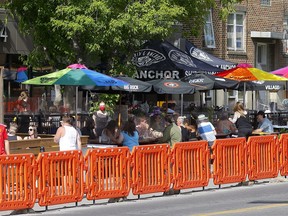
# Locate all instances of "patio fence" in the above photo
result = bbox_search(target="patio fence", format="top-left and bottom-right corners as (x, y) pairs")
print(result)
(1, 134), (288, 211)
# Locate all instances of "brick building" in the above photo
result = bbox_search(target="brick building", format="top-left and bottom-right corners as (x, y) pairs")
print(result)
(180, 0), (288, 111)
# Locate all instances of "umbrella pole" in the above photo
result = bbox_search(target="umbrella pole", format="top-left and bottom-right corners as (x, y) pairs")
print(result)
(252, 90), (254, 110)
(180, 94), (183, 116)
(243, 82), (246, 107)
(85, 91), (88, 112)
(165, 94), (168, 114)
(75, 86), (78, 119)
(224, 89), (227, 111)
(200, 92), (203, 108)
(118, 93), (122, 127)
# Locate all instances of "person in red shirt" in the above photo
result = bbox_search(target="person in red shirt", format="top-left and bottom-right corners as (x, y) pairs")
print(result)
(15, 91), (30, 113)
(0, 123), (9, 155)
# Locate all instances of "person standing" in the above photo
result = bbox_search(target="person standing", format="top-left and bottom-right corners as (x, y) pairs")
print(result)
(158, 115), (181, 147)
(15, 91), (30, 113)
(54, 116), (82, 151)
(93, 101), (110, 137)
(197, 114), (216, 147)
(253, 110), (273, 133)
(0, 123), (9, 155)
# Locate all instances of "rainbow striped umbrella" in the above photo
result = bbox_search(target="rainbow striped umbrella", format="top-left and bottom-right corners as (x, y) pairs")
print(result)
(23, 64), (128, 86)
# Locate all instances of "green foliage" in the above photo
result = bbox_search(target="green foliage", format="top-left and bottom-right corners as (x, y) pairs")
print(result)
(5, 0), (243, 72)
(89, 93), (120, 116)
(219, 0), (244, 19)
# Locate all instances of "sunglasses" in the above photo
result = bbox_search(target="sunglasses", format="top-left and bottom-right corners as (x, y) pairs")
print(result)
(28, 128), (34, 131)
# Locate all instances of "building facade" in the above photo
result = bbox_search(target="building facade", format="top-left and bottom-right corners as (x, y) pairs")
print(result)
(183, 0), (288, 111)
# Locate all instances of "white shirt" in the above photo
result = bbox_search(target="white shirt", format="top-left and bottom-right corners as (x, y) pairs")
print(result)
(59, 125), (79, 151)
(229, 110), (247, 124)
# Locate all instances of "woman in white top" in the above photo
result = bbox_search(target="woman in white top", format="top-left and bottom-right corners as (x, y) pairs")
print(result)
(54, 116), (82, 151)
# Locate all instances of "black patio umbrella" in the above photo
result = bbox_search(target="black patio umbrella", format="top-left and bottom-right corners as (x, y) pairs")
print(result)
(81, 76), (152, 93)
(181, 73), (239, 91)
(111, 76), (152, 92)
(147, 79), (195, 94)
(238, 81), (286, 91)
(185, 39), (237, 70)
(132, 40), (223, 80)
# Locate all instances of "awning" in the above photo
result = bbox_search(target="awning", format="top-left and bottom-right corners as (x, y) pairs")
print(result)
(250, 31), (284, 39)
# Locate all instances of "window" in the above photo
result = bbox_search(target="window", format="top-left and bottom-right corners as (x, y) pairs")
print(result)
(228, 90), (237, 98)
(227, 13), (245, 51)
(204, 10), (215, 48)
(261, 0), (271, 6)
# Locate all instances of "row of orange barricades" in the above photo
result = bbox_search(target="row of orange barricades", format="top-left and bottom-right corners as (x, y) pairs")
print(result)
(1, 134), (288, 211)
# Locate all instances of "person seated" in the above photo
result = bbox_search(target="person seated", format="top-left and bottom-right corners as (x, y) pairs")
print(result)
(149, 114), (164, 138)
(7, 122), (22, 141)
(158, 115), (181, 147)
(184, 118), (198, 140)
(46, 106), (61, 134)
(101, 120), (122, 144)
(135, 115), (150, 139)
(253, 110), (274, 133)
(70, 115), (82, 135)
(81, 117), (97, 142)
(175, 115), (190, 142)
(215, 112), (237, 137)
(24, 125), (41, 140)
(197, 114), (216, 147)
(161, 102), (175, 114)
(118, 116), (139, 151)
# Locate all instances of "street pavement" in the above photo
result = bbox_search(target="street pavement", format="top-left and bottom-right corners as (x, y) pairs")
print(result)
(0, 177), (288, 216)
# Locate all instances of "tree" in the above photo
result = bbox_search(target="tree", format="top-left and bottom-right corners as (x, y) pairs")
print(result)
(5, 0), (243, 75)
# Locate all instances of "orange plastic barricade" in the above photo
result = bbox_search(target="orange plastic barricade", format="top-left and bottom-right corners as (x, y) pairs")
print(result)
(278, 133), (288, 176)
(0, 154), (36, 211)
(37, 150), (84, 206)
(212, 138), (246, 185)
(84, 147), (131, 200)
(247, 135), (278, 181)
(131, 144), (170, 195)
(172, 141), (210, 190)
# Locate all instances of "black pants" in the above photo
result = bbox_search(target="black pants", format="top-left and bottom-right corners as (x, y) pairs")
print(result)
(238, 128), (252, 139)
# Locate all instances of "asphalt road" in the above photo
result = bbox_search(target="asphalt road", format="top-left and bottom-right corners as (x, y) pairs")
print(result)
(2, 178), (288, 216)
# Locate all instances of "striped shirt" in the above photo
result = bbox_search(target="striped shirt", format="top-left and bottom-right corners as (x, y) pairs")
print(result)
(198, 122), (216, 142)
